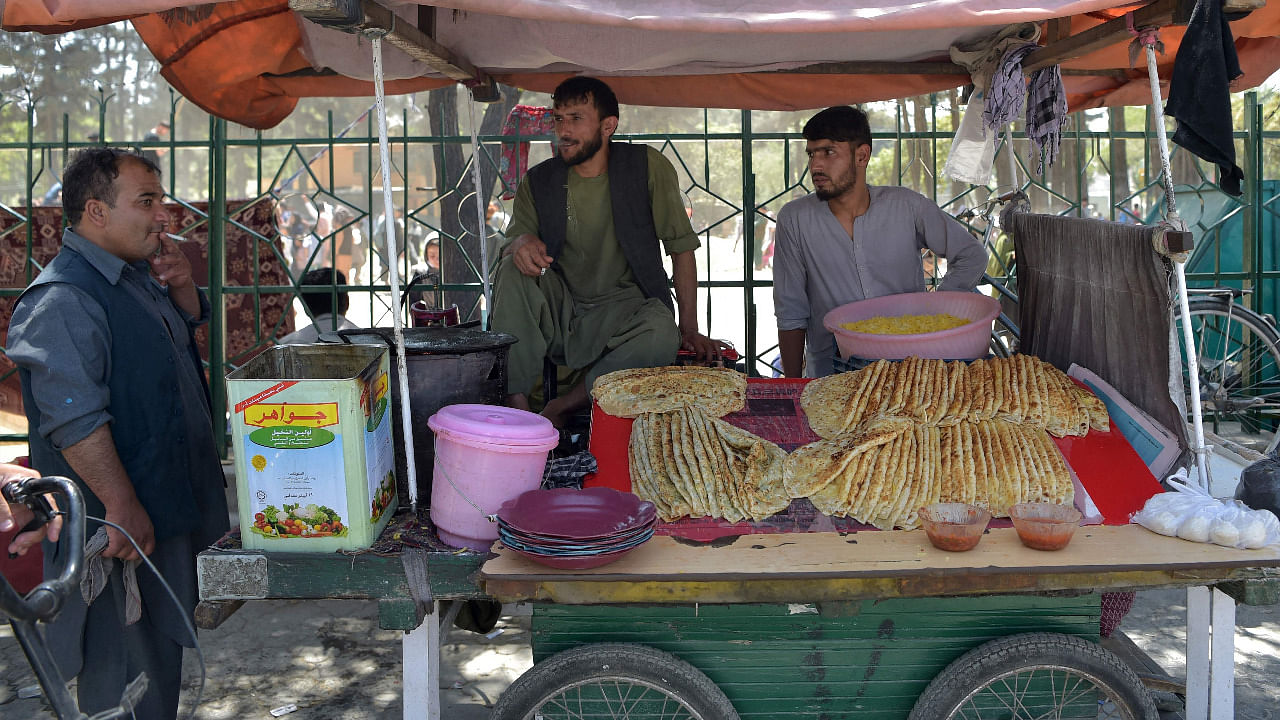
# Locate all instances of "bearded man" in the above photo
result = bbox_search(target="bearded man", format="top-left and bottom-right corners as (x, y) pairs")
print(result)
(493, 76), (721, 426)
(773, 106), (988, 378)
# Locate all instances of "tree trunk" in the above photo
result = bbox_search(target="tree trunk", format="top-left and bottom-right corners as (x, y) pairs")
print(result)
(912, 96), (928, 193)
(428, 85), (521, 322)
(1109, 109), (1131, 220)
(948, 89), (966, 201)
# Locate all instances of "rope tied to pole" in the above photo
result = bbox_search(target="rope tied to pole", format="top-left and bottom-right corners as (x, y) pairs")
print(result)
(1127, 11), (1165, 67)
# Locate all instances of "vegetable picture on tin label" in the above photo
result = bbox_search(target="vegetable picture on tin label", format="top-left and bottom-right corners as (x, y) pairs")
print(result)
(251, 502), (347, 538)
(371, 469), (395, 522)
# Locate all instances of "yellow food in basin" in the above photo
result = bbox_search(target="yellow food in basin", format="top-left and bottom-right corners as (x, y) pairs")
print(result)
(841, 313), (970, 335)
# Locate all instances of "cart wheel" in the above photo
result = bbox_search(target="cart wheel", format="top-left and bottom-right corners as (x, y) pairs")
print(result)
(908, 632), (1158, 720)
(491, 643), (740, 720)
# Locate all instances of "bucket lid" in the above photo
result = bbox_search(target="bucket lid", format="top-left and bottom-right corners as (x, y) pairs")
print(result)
(428, 404), (558, 447)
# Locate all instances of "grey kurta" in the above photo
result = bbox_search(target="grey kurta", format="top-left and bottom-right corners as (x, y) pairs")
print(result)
(772, 186), (988, 377)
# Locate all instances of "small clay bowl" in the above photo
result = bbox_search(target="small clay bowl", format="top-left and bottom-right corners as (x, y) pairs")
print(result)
(918, 503), (992, 552)
(1009, 502), (1082, 551)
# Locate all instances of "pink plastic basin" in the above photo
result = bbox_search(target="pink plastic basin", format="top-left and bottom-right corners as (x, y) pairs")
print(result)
(428, 404), (558, 551)
(823, 291), (1000, 361)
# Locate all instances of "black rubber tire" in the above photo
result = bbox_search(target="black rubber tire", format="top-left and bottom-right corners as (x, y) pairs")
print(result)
(908, 632), (1158, 720)
(1180, 296), (1280, 453)
(491, 643), (740, 720)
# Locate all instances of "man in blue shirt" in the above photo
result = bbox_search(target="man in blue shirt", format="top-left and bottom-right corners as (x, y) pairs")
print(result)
(7, 148), (228, 720)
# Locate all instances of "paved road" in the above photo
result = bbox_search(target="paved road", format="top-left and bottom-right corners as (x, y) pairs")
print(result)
(3, 587), (1277, 718)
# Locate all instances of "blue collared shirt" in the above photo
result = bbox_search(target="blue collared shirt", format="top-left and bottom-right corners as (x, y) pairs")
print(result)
(7, 229), (212, 450)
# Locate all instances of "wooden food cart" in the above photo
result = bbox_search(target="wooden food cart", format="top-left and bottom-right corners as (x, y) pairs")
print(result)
(86, 0), (1274, 717)
(196, 518), (1280, 719)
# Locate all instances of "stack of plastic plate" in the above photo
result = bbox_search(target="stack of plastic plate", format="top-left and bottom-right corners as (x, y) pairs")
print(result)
(495, 487), (657, 569)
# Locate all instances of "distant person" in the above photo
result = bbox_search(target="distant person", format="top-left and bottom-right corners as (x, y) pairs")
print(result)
(39, 181), (62, 207)
(331, 207), (358, 282)
(749, 206), (776, 271)
(140, 121), (169, 167)
(279, 267), (357, 343)
(773, 106), (986, 378)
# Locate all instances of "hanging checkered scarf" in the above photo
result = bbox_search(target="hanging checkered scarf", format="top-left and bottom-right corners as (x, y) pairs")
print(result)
(1025, 64), (1069, 174)
(983, 43), (1038, 131)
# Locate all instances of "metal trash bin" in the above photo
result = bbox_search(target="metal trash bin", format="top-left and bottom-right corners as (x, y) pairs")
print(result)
(339, 327), (517, 506)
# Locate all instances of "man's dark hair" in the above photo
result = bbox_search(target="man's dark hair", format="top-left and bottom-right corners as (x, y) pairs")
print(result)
(802, 106), (872, 151)
(300, 267), (350, 317)
(62, 147), (161, 227)
(552, 76), (620, 120)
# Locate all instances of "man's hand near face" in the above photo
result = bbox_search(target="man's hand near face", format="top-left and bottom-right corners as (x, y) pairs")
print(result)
(148, 234), (200, 317)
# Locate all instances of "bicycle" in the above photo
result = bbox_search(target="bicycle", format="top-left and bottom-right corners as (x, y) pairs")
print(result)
(952, 189), (1025, 357)
(2, 476), (149, 720)
(1176, 286), (1280, 453)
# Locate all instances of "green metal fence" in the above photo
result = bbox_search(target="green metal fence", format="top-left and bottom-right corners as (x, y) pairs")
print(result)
(2, 88), (1277, 454)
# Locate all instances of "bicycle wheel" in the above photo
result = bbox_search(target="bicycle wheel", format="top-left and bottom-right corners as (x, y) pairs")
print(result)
(1178, 296), (1280, 453)
(908, 632), (1157, 720)
(491, 643), (740, 720)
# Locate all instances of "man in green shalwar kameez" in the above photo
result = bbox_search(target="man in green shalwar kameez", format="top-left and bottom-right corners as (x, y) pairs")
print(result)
(493, 77), (722, 427)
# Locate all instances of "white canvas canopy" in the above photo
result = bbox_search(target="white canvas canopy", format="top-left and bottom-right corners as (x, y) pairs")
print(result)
(4, 0), (1279, 127)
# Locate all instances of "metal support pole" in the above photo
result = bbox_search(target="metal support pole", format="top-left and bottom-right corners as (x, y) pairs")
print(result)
(1145, 41), (1210, 490)
(210, 118), (229, 457)
(742, 109), (756, 374)
(370, 35), (419, 510)
(465, 97), (492, 328)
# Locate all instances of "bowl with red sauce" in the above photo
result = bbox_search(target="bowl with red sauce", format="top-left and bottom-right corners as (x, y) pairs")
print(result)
(1009, 502), (1082, 551)
(918, 503), (992, 552)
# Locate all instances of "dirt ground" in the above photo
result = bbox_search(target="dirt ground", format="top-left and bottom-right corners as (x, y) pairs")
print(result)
(2, 586), (1277, 719)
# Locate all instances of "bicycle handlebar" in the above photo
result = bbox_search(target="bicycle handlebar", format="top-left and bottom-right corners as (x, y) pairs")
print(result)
(1, 476), (86, 622)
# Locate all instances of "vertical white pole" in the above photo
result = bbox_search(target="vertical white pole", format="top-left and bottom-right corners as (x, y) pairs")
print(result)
(1209, 588), (1236, 719)
(1144, 41), (1210, 491)
(1186, 586), (1211, 720)
(370, 36), (420, 510)
(466, 98), (493, 328)
(402, 602), (441, 720)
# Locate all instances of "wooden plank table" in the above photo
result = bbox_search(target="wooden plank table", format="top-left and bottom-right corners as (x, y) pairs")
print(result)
(481, 525), (1280, 604)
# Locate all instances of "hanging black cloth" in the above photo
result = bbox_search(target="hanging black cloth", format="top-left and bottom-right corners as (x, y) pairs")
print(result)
(1164, 0), (1244, 196)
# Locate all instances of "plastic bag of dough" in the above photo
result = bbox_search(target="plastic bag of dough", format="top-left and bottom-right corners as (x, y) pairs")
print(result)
(1132, 470), (1280, 548)
(1131, 476), (1219, 537)
(1207, 501), (1280, 549)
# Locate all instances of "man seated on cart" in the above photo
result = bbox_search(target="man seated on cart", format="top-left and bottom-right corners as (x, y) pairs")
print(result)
(493, 76), (721, 427)
(773, 106), (988, 378)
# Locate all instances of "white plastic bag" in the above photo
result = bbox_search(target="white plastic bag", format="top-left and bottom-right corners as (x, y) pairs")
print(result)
(1132, 470), (1280, 549)
(943, 94), (997, 185)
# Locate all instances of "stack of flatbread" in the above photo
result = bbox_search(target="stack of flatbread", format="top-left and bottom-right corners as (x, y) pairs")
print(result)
(629, 405), (791, 522)
(784, 416), (1073, 529)
(596, 366), (785, 522)
(801, 355), (1108, 439)
(593, 366), (747, 418)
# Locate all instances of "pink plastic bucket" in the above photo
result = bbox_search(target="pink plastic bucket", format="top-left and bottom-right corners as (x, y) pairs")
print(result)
(823, 291), (1000, 361)
(428, 404), (558, 551)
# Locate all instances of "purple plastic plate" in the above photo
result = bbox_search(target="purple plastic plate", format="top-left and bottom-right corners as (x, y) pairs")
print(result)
(497, 487), (657, 538)
(499, 519), (656, 547)
(503, 540), (645, 570)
